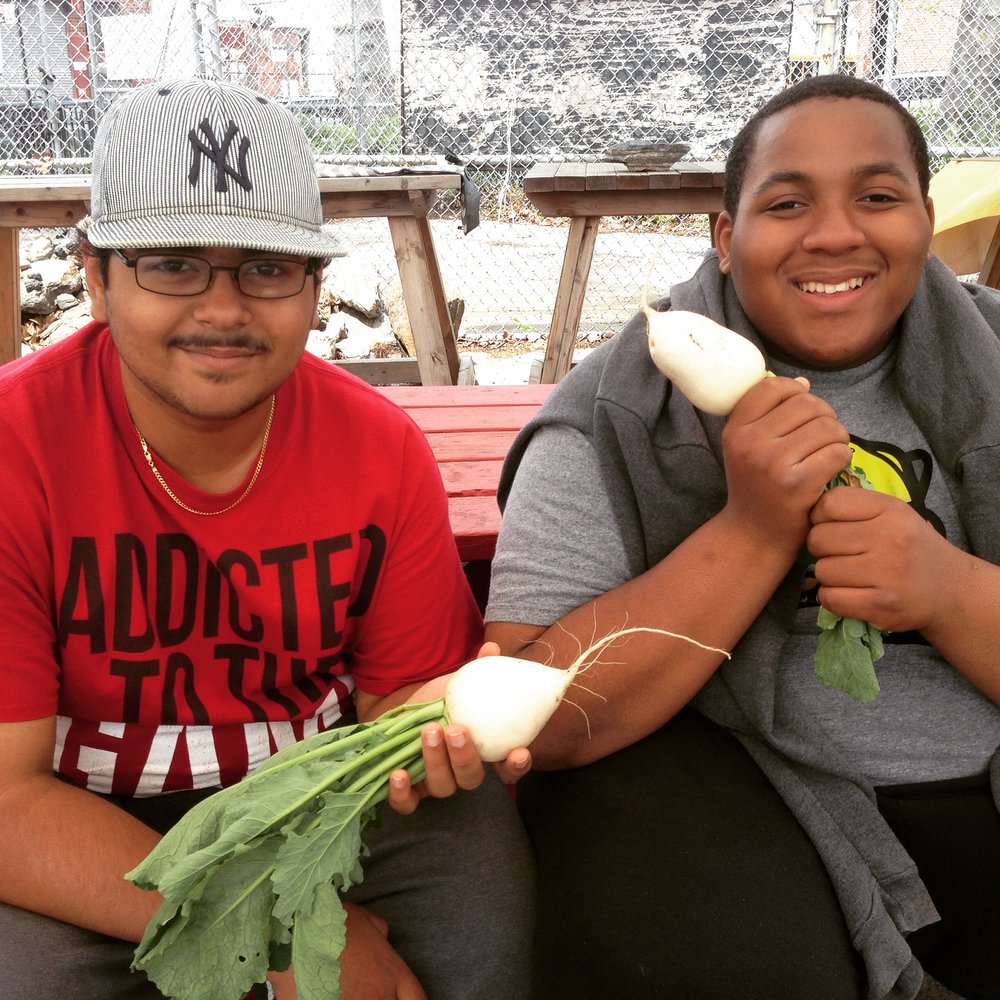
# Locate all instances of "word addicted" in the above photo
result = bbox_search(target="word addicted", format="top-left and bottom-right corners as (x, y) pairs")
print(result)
(58, 527), (386, 657)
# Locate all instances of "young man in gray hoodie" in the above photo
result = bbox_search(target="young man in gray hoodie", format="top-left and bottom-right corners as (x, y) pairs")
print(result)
(487, 74), (1000, 1000)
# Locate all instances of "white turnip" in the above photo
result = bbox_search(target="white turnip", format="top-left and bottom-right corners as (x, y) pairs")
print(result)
(641, 293), (767, 416)
(446, 624), (730, 760)
(445, 654), (578, 761)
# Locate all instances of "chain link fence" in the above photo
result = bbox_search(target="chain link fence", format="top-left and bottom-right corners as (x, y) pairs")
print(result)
(3, 0), (1000, 353)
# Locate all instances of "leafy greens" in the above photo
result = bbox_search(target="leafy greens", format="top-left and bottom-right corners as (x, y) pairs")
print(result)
(127, 699), (446, 1000)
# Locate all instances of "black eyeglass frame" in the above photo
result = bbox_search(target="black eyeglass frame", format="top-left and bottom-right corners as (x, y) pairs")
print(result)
(111, 248), (320, 300)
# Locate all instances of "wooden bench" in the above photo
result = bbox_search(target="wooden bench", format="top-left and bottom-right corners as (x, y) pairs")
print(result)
(523, 160), (726, 382)
(377, 383), (556, 609)
(0, 170), (464, 384)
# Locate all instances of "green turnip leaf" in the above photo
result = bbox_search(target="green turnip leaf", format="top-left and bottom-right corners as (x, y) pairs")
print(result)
(292, 882), (348, 1000)
(133, 839), (280, 1000)
(814, 614), (882, 703)
(128, 702), (447, 1000)
(270, 791), (370, 925)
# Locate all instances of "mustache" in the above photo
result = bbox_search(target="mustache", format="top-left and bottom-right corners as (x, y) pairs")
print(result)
(169, 333), (269, 352)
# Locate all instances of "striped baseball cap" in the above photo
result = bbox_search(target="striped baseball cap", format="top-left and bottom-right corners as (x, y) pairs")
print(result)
(80, 77), (344, 258)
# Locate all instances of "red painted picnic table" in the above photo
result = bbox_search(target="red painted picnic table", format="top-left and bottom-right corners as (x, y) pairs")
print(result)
(377, 383), (556, 562)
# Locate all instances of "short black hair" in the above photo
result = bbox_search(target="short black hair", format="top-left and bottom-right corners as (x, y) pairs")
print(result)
(723, 75), (930, 217)
(78, 235), (112, 283)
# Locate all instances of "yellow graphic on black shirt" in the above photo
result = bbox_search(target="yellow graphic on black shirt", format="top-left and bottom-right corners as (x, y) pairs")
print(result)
(845, 435), (945, 536)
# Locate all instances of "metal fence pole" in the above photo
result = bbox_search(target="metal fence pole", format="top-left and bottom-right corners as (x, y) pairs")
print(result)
(815, 0), (843, 74)
(193, 0), (224, 80)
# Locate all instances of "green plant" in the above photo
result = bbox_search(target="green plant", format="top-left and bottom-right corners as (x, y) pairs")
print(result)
(364, 114), (402, 154)
(298, 117), (360, 156)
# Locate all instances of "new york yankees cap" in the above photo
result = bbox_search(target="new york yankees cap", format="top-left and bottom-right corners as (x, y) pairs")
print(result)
(80, 77), (344, 258)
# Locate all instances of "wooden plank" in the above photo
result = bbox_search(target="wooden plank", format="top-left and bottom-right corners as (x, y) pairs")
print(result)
(615, 171), (652, 191)
(400, 404), (543, 432)
(317, 172), (460, 195)
(0, 191), (440, 225)
(527, 188), (724, 218)
(406, 189), (434, 218)
(437, 458), (506, 496)
(0, 200), (90, 228)
(449, 495), (502, 561)
(647, 172), (682, 190)
(585, 162), (623, 191)
(553, 163), (588, 192)
(522, 161), (560, 194)
(0, 175), (457, 227)
(319, 189), (444, 219)
(0, 176), (91, 201)
(0, 172), (459, 199)
(541, 214), (600, 383)
(420, 428), (522, 462)
(333, 358), (421, 384)
(0, 230), (20, 364)
(378, 383), (555, 407)
(674, 161), (725, 188)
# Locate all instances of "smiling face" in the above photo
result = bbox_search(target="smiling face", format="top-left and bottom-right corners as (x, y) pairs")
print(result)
(714, 97), (933, 370)
(85, 247), (322, 427)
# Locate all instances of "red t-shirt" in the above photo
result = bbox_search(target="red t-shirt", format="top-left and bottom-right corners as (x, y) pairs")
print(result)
(0, 323), (482, 796)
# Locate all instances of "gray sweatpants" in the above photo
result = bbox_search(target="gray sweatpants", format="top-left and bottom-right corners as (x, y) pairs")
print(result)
(1, 772), (534, 1000)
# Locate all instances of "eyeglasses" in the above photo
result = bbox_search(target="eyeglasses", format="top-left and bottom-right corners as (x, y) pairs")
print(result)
(111, 249), (318, 299)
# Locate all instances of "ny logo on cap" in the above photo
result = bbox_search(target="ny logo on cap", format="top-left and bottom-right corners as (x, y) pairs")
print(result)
(188, 119), (252, 193)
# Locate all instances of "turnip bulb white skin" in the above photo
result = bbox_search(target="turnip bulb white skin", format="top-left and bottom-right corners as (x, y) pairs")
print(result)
(642, 302), (768, 417)
(445, 655), (578, 762)
(443, 626), (731, 762)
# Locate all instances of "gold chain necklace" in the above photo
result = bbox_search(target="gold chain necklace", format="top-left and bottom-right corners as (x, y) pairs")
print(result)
(133, 395), (276, 516)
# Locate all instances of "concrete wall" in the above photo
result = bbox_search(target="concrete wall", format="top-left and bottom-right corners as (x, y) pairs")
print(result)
(400, 0), (794, 160)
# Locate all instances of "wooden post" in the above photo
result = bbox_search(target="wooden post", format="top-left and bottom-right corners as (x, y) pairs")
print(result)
(540, 215), (600, 383)
(0, 230), (21, 365)
(980, 221), (1000, 290)
(387, 213), (459, 386)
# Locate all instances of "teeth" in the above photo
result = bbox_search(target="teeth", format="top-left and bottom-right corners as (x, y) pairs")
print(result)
(799, 277), (865, 294)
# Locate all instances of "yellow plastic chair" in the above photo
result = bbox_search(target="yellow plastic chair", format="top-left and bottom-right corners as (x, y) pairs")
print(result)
(929, 157), (1000, 288)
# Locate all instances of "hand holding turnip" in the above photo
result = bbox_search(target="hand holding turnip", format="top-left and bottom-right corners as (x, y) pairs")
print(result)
(386, 643), (533, 815)
(641, 295), (848, 519)
(809, 484), (958, 638)
(640, 284), (885, 703)
(721, 377), (852, 555)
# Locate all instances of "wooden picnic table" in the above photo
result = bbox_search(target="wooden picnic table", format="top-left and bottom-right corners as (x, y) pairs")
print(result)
(377, 383), (555, 565)
(0, 170), (463, 384)
(524, 159), (726, 383)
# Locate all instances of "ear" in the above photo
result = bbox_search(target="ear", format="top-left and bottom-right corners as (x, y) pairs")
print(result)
(922, 196), (936, 260)
(82, 251), (109, 323)
(714, 211), (735, 274)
